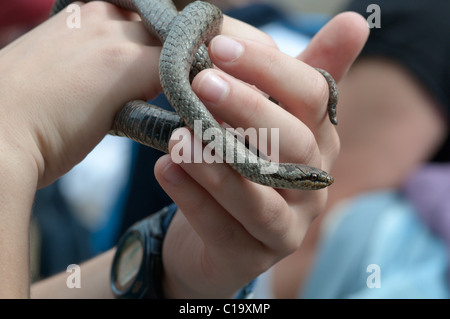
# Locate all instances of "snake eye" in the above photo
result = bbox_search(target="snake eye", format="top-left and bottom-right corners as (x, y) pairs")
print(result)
(310, 173), (318, 181)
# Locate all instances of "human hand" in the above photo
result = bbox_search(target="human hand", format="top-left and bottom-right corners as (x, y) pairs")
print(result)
(0, 2), (162, 188)
(155, 12), (369, 298)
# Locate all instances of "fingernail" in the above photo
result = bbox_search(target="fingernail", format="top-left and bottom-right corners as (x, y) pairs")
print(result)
(196, 71), (229, 103)
(162, 160), (186, 185)
(210, 35), (244, 62)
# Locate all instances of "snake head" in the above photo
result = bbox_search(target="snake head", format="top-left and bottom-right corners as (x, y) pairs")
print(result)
(302, 170), (334, 190)
(285, 165), (334, 190)
(264, 164), (334, 190)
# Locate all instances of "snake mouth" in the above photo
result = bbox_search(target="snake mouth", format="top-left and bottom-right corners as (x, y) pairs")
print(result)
(325, 175), (335, 186)
(302, 172), (334, 190)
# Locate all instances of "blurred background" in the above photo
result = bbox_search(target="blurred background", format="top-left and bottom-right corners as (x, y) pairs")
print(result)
(270, 0), (349, 14)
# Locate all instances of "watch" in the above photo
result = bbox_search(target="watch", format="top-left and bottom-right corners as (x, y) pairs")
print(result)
(110, 204), (177, 299)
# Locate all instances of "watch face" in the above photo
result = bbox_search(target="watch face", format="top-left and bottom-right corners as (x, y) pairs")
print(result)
(113, 232), (144, 292)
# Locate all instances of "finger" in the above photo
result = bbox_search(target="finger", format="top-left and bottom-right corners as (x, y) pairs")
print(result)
(200, 36), (328, 166)
(192, 69), (321, 166)
(207, 35), (332, 131)
(155, 151), (290, 269)
(154, 153), (253, 251)
(162, 127), (304, 253)
(221, 15), (277, 49)
(191, 69), (328, 225)
(296, 12), (368, 166)
(298, 12), (370, 81)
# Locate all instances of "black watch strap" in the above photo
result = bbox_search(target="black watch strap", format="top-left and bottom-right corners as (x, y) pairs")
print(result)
(111, 204), (177, 299)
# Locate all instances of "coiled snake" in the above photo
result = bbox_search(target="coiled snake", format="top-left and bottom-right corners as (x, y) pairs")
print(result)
(50, 0), (339, 190)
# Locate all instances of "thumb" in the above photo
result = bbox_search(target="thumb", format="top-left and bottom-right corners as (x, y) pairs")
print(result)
(298, 12), (369, 82)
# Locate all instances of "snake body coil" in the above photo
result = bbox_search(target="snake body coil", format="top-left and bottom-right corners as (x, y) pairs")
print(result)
(51, 0), (338, 190)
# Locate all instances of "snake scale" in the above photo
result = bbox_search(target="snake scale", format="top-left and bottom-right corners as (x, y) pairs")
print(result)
(50, 0), (338, 190)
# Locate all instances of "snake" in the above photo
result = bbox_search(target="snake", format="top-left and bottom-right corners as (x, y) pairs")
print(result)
(50, 0), (339, 190)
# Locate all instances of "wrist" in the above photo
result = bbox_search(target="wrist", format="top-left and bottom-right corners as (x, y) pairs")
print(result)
(0, 138), (39, 297)
(0, 136), (39, 208)
(110, 204), (177, 299)
(0, 108), (43, 186)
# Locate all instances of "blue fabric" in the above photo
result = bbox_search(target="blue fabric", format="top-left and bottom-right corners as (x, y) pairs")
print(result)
(234, 279), (256, 299)
(91, 142), (139, 253)
(33, 181), (92, 277)
(301, 191), (450, 299)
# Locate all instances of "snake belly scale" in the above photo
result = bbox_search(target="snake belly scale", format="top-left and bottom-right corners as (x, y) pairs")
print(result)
(50, 0), (338, 190)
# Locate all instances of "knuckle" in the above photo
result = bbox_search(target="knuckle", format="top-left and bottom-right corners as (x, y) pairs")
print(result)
(280, 233), (303, 256)
(185, 195), (206, 214)
(262, 49), (279, 76)
(321, 130), (341, 170)
(297, 129), (319, 165)
(253, 199), (302, 258)
(206, 165), (234, 192)
(327, 131), (341, 160)
(210, 222), (241, 247)
(81, 1), (117, 19)
(255, 197), (289, 237)
(238, 90), (263, 125)
(99, 41), (141, 68)
(311, 71), (331, 110)
(91, 19), (122, 40)
(260, 33), (278, 49)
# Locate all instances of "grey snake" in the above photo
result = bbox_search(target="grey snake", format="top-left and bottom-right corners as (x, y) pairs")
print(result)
(50, 0), (339, 190)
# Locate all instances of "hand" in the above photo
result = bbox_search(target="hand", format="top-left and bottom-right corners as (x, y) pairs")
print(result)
(0, 2), (162, 188)
(0, 1), (168, 297)
(155, 12), (369, 298)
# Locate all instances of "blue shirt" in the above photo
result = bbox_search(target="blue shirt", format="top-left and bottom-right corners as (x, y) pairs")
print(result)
(301, 191), (450, 298)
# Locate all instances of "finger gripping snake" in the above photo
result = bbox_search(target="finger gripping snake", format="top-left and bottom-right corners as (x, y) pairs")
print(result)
(50, 0), (339, 190)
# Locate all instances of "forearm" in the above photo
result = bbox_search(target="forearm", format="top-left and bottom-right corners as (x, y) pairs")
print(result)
(31, 248), (116, 298)
(0, 142), (39, 298)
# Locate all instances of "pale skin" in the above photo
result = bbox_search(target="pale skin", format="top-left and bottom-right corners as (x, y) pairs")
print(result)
(0, 2), (368, 298)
